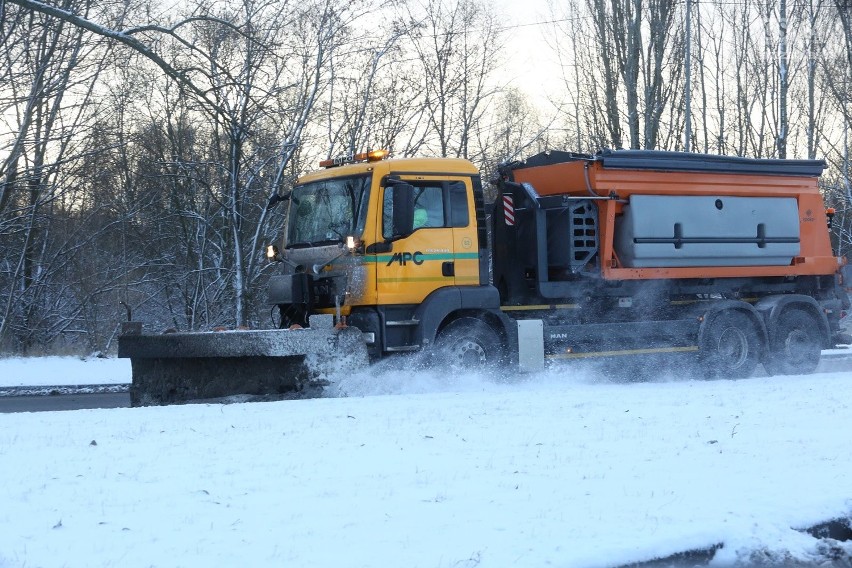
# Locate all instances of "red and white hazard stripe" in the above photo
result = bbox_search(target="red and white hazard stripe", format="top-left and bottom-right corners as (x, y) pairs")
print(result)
(503, 194), (515, 226)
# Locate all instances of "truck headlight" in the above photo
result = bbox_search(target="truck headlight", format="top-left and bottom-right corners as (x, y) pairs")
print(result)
(266, 245), (280, 261)
(345, 236), (363, 253)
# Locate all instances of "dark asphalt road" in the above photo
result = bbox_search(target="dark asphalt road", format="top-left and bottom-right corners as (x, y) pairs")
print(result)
(0, 392), (130, 413)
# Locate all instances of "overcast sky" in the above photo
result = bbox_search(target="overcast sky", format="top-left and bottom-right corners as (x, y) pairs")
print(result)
(492, 0), (565, 111)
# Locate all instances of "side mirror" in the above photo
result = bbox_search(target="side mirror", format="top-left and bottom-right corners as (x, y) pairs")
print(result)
(391, 183), (415, 237)
(265, 191), (291, 211)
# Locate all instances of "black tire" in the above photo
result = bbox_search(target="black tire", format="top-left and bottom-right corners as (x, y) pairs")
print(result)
(700, 311), (762, 379)
(434, 317), (503, 371)
(764, 308), (822, 376)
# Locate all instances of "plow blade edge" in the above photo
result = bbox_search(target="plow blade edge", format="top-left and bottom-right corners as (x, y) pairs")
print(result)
(118, 327), (369, 406)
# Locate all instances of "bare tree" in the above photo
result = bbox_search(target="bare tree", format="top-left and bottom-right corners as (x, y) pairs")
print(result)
(405, 0), (503, 160)
(583, 0), (681, 149)
(0, 0), (118, 350)
(132, 0), (362, 328)
(322, 20), (417, 158)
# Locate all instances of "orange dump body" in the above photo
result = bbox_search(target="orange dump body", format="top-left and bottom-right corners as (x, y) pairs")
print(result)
(508, 152), (839, 281)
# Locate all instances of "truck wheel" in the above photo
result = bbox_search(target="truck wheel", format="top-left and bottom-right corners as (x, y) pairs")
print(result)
(764, 309), (822, 375)
(701, 311), (761, 379)
(435, 318), (503, 371)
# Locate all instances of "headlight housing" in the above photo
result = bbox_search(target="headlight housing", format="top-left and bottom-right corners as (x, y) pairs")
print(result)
(266, 244), (280, 261)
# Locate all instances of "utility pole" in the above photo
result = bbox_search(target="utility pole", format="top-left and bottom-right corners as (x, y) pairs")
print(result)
(684, 0), (692, 153)
(845, 76), (851, 201)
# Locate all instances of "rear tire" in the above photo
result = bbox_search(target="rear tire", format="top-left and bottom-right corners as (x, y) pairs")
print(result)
(434, 317), (503, 371)
(700, 311), (762, 379)
(764, 308), (822, 375)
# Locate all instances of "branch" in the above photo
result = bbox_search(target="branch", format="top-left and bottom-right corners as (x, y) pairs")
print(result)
(7, 0), (222, 118)
(124, 15), (244, 37)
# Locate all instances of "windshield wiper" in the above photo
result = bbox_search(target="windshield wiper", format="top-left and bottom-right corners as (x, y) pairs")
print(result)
(286, 238), (341, 249)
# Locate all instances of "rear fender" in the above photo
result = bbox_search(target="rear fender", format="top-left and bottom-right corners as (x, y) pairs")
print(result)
(695, 300), (768, 356)
(412, 286), (504, 348)
(753, 294), (831, 348)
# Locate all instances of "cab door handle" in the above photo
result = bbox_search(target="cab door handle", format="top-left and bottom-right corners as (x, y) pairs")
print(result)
(442, 261), (455, 277)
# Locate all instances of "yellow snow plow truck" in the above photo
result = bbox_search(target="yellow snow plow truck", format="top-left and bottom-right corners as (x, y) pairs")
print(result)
(119, 149), (850, 405)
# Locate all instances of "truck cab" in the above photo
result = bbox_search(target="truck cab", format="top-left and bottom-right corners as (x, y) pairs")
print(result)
(267, 152), (507, 363)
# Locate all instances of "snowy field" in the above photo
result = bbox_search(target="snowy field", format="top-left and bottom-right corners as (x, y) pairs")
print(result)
(1, 357), (851, 567)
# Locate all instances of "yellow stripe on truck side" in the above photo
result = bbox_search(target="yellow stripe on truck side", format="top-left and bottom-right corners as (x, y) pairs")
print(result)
(549, 346), (699, 359)
(501, 304), (579, 311)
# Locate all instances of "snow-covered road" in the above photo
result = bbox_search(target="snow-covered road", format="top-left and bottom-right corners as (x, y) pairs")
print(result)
(0, 358), (851, 567)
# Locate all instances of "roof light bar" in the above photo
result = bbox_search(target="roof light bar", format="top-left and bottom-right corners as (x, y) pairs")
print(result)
(319, 149), (390, 168)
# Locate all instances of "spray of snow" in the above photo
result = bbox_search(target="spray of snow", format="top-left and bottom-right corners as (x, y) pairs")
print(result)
(322, 352), (689, 399)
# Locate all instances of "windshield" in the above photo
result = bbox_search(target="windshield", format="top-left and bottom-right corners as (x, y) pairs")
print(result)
(286, 174), (371, 248)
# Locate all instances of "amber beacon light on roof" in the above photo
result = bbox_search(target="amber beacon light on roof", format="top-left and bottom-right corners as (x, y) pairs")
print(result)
(319, 149), (390, 168)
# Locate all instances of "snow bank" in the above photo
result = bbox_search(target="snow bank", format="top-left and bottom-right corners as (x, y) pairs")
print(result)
(0, 356), (130, 387)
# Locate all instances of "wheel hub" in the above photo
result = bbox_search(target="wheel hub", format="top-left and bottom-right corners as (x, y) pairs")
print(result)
(453, 340), (487, 366)
(784, 329), (815, 364)
(717, 327), (748, 369)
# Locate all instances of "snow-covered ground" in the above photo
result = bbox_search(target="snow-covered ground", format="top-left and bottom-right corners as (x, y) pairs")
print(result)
(1, 357), (851, 567)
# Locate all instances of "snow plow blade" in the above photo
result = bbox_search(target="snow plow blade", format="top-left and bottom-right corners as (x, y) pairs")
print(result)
(118, 322), (369, 406)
